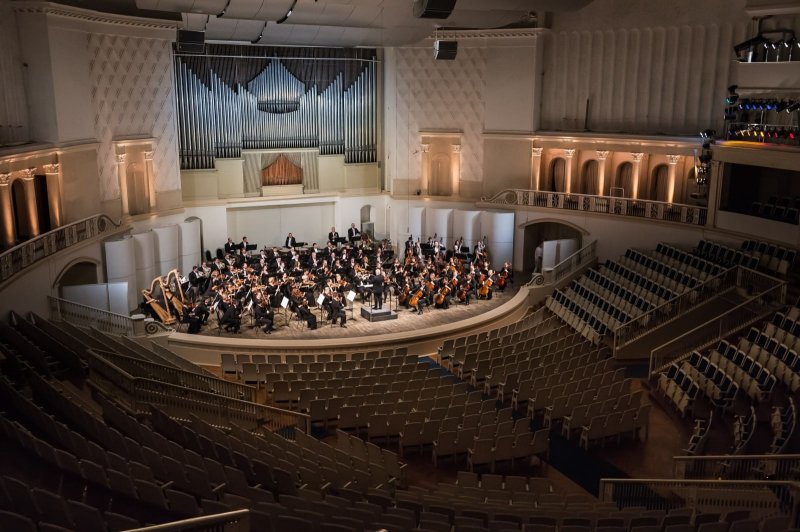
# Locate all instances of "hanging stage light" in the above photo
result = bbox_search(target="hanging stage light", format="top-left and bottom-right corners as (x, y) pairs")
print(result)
(725, 85), (739, 105)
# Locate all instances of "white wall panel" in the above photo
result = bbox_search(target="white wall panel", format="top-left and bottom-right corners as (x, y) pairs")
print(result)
(152, 225), (179, 275)
(179, 219), (202, 273)
(424, 208), (454, 246)
(480, 211), (515, 266)
(453, 210), (482, 247)
(104, 235), (137, 309)
(408, 207), (425, 241)
(226, 203), (336, 249)
(132, 231), (155, 294)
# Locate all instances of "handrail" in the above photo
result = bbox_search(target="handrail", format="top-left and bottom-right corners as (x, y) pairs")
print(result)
(672, 454), (800, 480)
(84, 348), (309, 434)
(526, 240), (597, 288)
(480, 189), (708, 227)
(612, 266), (738, 352)
(125, 509), (250, 532)
(599, 477), (800, 523)
(648, 275), (786, 376)
(0, 214), (122, 283)
(91, 348), (257, 402)
(49, 296), (135, 336)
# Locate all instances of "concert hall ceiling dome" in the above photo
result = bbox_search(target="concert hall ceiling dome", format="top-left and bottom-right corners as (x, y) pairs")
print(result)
(60, 0), (597, 46)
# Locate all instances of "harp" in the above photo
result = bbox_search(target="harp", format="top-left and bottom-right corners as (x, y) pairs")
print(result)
(142, 276), (176, 325)
(164, 269), (187, 317)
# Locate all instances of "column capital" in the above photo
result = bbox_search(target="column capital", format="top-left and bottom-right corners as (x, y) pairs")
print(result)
(116, 154), (127, 164)
(531, 147), (544, 157)
(43, 163), (61, 174)
(596, 150), (610, 161)
(451, 144), (462, 154)
(20, 168), (36, 181)
(666, 154), (681, 165)
(631, 152), (646, 163)
(0, 172), (10, 186)
(563, 148), (576, 159)
(144, 151), (154, 161)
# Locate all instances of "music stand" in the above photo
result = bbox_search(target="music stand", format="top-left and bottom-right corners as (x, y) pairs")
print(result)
(280, 296), (292, 328)
(346, 290), (356, 320)
(246, 244), (257, 251)
(316, 293), (328, 326)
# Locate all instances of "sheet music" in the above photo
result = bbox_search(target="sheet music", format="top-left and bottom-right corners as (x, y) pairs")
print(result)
(316, 294), (325, 305)
(362, 284), (373, 288)
(280, 297), (290, 309)
(346, 291), (356, 302)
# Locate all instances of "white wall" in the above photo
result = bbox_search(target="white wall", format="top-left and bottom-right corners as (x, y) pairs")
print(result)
(226, 203), (336, 249)
(0, 0), (29, 145)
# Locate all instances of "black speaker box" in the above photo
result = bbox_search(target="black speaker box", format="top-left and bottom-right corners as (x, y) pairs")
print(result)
(176, 30), (205, 54)
(413, 0), (457, 19)
(434, 40), (458, 60)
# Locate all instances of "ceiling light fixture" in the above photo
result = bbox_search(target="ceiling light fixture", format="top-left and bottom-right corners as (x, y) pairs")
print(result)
(277, 0), (298, 24)
(251, 21), (267, 44)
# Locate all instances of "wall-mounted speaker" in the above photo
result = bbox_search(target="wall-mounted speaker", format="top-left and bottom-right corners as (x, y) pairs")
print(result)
(176, 30), (205, 54)
(434, 40), (458, 60)
(413, 0), (457, 19)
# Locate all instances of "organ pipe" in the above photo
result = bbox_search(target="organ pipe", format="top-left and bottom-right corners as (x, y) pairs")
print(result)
(173, 47), (377, 170)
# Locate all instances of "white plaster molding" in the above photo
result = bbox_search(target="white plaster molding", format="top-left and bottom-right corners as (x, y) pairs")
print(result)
(451, 145), (462, 154)
(631, 152), (646, 163)
(666, 154), (682, 165)
(0, 173), (10, 186)
(20, 168), (36, 180)
(420, 144), (431, 153)
(596, 150), (610, 160)
(563, 148), (576, 159)
(531, 147), (544, 157)
(144, 151), (154, 161)
(42, 163), (60, 174)
(116, 154), (127, 165)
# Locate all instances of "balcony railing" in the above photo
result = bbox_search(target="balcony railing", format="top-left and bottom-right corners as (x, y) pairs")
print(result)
(527, 240), (597, 287)
(673, 454), (800, 481)
(126, 510), (250, 532)
(599, 478), (800, 524)
(0, 214), (122, 283)
(481, 189), (707, 226)
(49, 296), (135, 336)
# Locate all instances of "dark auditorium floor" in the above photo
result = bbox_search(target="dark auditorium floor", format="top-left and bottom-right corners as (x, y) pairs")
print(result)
(199, 287), (517, 340)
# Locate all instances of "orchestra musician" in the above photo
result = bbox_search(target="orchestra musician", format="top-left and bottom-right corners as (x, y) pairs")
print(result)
(254, 298), (275, 334)
(348, 223), (360, 242)
(328, 227), (340, 244)
(329, 292), (347, 327)
(285, 232), (297, 248)
(224, 237), (237, 254)
(220, 299), (242, 333)
(296, 299), (318, 330)
(194, 297), (211, 325)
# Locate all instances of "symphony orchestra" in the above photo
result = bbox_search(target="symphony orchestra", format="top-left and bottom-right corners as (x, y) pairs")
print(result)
(141, 226), (513, 335)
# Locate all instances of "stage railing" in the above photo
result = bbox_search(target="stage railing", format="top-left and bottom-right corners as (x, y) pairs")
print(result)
(0, 214), (122, 283)
(599, 478), (800, 523)
(49, 296), (135, 336)
(673, 454), (800, 481)
(612, 266), (738, 353)
(648, 274), (786, 376)
(125, 510), (250, 532)
(481, 189), (707, 227)
(85, 349), (309, 435)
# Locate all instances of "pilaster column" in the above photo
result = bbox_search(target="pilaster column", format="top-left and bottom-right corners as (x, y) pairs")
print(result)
(20, 168), (39, 237)
(144, 151), (156, 211)
(530, 147), (543, 190)
(0, 173), (14, 247)
(630, 152), (646, 199)
(450, 144), (461, 197)
(596, 151), (609, 196)
(116, 154), (129, 216)
(419, 144), (430, 195)
(563, 149), (575, 194)
(665, 155), (681, 204)
(42, 163), (62, 227)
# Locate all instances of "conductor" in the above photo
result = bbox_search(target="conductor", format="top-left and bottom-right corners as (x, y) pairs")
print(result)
(370, 268), (385, 310)
(285, 233), (297, 248)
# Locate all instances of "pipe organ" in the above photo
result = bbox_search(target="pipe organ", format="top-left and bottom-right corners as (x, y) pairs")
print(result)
(173, 45), (378, 170)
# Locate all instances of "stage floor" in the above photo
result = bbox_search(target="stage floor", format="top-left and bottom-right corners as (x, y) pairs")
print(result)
(199, 287), (518, 340)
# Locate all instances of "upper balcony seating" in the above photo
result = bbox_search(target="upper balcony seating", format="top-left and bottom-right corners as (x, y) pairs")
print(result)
(742, 240), (797, 276)
(695, 240), (759, 270)
(750, 195), (800, 225)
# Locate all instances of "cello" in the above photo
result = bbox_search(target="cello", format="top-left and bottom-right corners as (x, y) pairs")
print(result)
(434, 285), (450, 306)
(398, 285), (411, 306)
(478, 273), (493, 298)
(408, 288), (424, 308)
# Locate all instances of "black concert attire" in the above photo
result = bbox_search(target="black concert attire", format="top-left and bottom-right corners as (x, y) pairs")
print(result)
(285, 236), (297, 247)
(254, 303), (274, 333)
(220, 304), (241, 333)
(328, 231), (339, 244)
(370, 273), (385, 310)
(194, 301), (210, 324)
(224, 241), (237, 254)
(348, 226), (360, 242)
(296, 302), (317, 330)
(329, 298), (347, 327)
(182, 306), (202, 334)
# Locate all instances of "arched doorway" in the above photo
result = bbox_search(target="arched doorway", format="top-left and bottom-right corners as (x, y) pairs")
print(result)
(34, 174), (51, 233)
(11, 179), (29, 242)
(56, 260), (100, 297)
(650, 164), (669, 202)
(613, 162), (633, 197)
(522, 220), (586, 273)
(550, 158), (567, 193)
(582, 160), (600, 195)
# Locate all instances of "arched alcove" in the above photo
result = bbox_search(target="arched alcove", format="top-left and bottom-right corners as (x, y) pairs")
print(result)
(581, 160), (599, 195)
(429, 153), (452, 196)
(55, 259), (100, 297)
(550, 158), (567, 193)
(11, 179), (29, 241)
(650, 164), (669, 202)
(521, 220), (585, 272)
(360, 205), (372, 224)
(33, 174), (51, 233)
(613, 162), (633, 197)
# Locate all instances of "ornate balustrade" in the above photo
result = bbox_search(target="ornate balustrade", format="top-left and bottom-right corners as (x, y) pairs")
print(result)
(0, 214), (122, 283)
(481, 189), (707, 226)
(673, 454), (800, 481)
(49, 296), (136, 336)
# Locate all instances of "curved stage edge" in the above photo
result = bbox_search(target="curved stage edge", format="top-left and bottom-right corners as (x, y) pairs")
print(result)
(163, 288), (536, 366)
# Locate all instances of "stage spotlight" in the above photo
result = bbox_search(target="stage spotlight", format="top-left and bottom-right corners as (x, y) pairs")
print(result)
(251, 21), (267, 44)
(725, 85), (739, 105)
(733, 35), (767, 62)
(786, 102), (800, 113)
(700, 129), (716, 140)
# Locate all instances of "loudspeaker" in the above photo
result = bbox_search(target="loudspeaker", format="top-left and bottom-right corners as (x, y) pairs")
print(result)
(176, 30), (205, 54)
(413, 0), (457, 19)
(434, 40), (458, 60)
